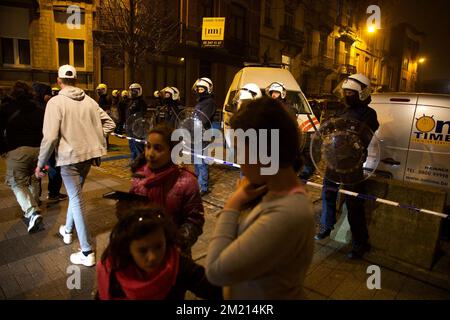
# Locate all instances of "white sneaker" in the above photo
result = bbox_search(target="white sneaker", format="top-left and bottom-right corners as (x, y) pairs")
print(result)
(59, 225), (73, 244)
(70, 251), (96, 267)
(28, 213), (43, 233)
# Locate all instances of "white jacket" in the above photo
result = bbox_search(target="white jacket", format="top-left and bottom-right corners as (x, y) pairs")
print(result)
(38, 86), (116, 167)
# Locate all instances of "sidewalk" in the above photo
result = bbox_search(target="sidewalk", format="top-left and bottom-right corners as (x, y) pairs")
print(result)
(0, 136), (448, 300)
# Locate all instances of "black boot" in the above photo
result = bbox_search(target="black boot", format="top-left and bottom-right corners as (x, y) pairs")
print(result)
(347, 243), (371, 259)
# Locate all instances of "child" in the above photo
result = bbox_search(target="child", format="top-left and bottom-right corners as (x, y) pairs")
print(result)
(130, 124), (204, 255)
(97, 206), (222, 300)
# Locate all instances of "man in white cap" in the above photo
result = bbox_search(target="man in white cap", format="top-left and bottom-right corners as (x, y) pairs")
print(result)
(35, 64), (115, 266)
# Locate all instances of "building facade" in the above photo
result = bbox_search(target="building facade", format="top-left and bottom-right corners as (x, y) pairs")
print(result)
(0, 0), (423, 103)
(258, 0), (417, 97)
(94, 0), (261, 108)
(0, 0), (95, 94)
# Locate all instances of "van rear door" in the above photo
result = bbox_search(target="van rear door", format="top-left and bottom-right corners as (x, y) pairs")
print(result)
(404, 95), (450, 190)
(369, 94), (418, 180)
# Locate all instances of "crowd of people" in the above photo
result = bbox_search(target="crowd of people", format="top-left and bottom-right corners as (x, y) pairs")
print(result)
(0, 63), (378, 299)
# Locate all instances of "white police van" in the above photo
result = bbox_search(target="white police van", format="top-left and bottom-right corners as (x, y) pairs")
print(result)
(368, 93), (450, 205)
(222, 64), (319, 147)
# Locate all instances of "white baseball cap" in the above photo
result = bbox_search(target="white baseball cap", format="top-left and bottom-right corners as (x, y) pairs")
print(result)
(58, 64), (77, 79)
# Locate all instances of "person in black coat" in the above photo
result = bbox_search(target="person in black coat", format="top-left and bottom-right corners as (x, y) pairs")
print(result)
(0, 81), (45, 233)
(315, 73), (379, 260)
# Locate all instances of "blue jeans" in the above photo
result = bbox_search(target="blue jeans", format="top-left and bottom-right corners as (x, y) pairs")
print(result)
(194, 160), (209, 192)
(48, 152), (62, 197)
(60, 161), (92, 252)
(128, 139), (145, 161)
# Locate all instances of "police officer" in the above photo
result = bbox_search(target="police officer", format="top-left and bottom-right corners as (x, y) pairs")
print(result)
(96, 83), (111, 111)
(126, 83), (147, 160)
(315, 73), (379, 260)
(192, 77), (216, 196)
(160, 86), (182, 128)
(266, 81), (297, 116)
(51, 86), (60, 97)
(117, 90), (129, 134)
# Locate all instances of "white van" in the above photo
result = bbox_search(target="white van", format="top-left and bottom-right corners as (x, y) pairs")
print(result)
(222, 66), (319, 145)
(367, 93), (450, 205)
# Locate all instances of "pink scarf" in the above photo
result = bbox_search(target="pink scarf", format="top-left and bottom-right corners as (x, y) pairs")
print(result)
(97, 247), (180, 300)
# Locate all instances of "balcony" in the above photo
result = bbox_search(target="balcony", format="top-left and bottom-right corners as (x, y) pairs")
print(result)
(279, 25), (305, 56)
(319, 55), (334, 70)
(338, 27), (358, 44)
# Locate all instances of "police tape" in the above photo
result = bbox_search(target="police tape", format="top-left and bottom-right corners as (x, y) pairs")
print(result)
(111, 133), (147, 144)
(110, 133), (449, 219)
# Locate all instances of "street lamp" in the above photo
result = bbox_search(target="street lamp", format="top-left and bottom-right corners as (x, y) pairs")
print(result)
(418, 57), (426, 63)
(368, 25), (376, 33)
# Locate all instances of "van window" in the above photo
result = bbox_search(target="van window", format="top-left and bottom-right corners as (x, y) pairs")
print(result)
(225, 90), (238, 113)
(226, 90), (311, 114)
(286, 91), (311, 114)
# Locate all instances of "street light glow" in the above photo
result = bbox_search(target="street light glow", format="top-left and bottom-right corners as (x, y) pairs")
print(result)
(419, 58), (426, 63)
(368, 25), (376, 33)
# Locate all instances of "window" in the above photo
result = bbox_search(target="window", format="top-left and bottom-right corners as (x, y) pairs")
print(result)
(355, 53), (360, 70)
(73, 40), (84, 68)
(1, 37), (31, 66)
(229, 3), (246, 40)
(58, 39), (70, 66)
(202, 0), (213, 17)
(373, 59), (378, 79)
(345, 42), (351, 64)
(402, 58), (409, 70)
(284, 7), (294, 27)
(18, 39), (30, 65)
(58, 39), (85, 68)
(319, 33), (327, 56)
(264, 0), (273, 26)
(334, 39), (340, 64)
(1, 38), (14, 64)
(364, 57), (370, 76)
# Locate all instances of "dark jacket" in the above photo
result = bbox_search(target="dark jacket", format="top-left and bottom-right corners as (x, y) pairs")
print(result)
(336, 99), (379, 148)
(32, 83), (51, 109)
(118, 98), (129, 126)
(161, 101), (182, 128)
(125, 97), (147, 136)
(98, 94), (112, 111)
(194, 95), (216, 130)
(0, 98), (44, 153)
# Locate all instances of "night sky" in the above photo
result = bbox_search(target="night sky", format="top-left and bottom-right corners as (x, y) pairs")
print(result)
(391, 0), (450, 81)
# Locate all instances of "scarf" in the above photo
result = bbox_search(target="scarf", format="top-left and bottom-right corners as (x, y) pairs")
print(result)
(136, 164), (180, 207)
(98, 247), (180, 300)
